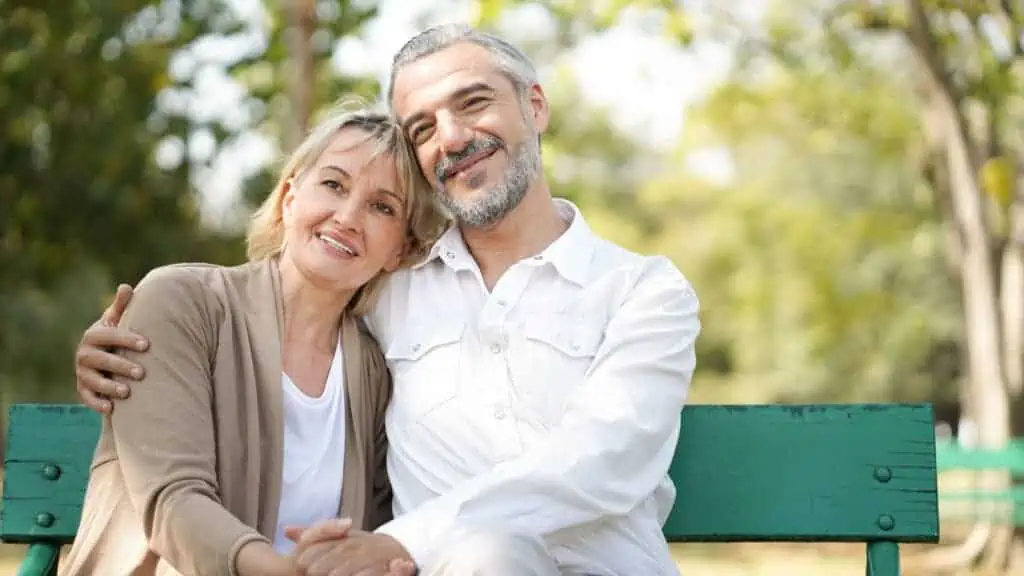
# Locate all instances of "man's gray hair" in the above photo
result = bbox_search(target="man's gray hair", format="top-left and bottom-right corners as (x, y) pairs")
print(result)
(386, 23), (539, 108)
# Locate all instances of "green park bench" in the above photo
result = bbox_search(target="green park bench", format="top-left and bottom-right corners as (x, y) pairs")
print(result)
(1, 403), (940, 575)
(934, 438), (1024, 526)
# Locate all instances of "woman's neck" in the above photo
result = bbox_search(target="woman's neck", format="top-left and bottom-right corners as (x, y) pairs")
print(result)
(277, 258), (354, 354)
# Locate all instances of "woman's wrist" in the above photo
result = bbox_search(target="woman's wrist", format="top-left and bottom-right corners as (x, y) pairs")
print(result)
(235, 540), (293, 576)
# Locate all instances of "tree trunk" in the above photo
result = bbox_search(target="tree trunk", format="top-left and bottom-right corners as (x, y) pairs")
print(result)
(903, 0), (1018, 568)
(284, 0), (316, 152)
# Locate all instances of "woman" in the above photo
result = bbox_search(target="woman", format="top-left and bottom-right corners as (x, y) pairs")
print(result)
(59, 103), (446, 576)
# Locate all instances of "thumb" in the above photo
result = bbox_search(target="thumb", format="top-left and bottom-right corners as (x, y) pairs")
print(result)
(103, 284), (135, 327)
(297, 517), (353, 546)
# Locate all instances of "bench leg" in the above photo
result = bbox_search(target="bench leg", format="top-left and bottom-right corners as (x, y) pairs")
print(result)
(16, 543), (60, 576)
(866, 541), (899, 576)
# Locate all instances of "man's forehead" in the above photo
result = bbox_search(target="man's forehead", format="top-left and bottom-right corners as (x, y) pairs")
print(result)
(391, 44), (506, 114)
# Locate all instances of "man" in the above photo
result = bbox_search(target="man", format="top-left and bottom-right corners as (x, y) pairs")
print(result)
(73, 24), (701, 576)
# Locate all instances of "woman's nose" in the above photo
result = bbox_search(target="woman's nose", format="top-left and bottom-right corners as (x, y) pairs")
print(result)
(332, 193), (366, 231)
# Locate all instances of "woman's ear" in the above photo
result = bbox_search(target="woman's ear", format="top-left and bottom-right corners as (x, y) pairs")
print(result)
(281, 177), (296, 222)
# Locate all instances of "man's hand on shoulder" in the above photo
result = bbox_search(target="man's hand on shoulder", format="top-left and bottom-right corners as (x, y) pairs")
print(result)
(74, 283), (148, 413)
(287, 519), (415, 576)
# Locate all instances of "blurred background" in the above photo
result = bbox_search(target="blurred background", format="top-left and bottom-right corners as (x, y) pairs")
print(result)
(3, 0), (1024, 573)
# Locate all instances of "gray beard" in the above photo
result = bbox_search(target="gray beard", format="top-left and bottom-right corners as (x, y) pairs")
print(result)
(436, 135), (540, 229)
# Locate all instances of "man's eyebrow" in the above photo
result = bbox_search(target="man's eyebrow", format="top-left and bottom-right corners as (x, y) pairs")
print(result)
(401, 82), (496, 133)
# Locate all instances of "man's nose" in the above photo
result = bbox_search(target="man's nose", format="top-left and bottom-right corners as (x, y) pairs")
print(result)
(436, 114), (473, 156)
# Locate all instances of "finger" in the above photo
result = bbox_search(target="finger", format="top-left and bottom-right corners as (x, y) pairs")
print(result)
(350, 564), (393, 576)
(284, 525), (306, 543)
(76, 346), (143, 386)
(76, 379), (112, 413)
(83, 323), (149, 353)
(75, 364), (127, 402)
(103, 284), (135, 326)
(387, 559), (416, 576)
(295, 540), (339, 572)
(297, 518), (353, 547)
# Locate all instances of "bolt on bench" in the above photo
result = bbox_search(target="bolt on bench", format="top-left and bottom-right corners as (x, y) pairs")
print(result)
(2, 403), (940, 575)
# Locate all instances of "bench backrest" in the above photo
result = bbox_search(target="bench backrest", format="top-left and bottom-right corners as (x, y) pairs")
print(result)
(1, 403), (940, 547)
(663, 403), (939, 543)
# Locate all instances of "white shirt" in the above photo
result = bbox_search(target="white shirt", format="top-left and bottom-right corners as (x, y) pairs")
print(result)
(368, 199), (700, 575)
(272, 336), (347, 554)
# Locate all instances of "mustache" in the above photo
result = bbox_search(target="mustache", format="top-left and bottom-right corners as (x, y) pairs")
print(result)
(435, 136), (504, 183)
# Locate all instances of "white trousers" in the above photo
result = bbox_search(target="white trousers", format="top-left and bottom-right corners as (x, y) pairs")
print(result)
(418, 525), (562, 576)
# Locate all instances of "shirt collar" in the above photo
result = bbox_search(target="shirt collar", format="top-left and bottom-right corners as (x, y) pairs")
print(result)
(412, 199), (596, 286)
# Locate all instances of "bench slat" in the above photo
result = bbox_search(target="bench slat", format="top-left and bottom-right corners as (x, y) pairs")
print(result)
(1, 404), (100, 543)
(663, 404), (940, 543)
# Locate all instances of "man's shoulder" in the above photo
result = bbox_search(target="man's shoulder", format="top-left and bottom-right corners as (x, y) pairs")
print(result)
(587, 236), (690, 291)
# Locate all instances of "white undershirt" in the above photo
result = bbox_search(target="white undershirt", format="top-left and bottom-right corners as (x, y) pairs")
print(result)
(272, 336), (347, 554)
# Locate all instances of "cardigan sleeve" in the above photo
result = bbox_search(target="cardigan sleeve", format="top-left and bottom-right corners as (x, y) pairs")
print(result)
(109, 265), (269, 576)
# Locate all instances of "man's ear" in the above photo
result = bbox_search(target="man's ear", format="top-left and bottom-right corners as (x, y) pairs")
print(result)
(526, 83), (550, 134)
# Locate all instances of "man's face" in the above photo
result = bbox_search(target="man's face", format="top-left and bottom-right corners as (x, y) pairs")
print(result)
(391, 42), (549, 228)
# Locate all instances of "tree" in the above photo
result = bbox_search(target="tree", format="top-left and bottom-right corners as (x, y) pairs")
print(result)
(0, 0), (252, 404)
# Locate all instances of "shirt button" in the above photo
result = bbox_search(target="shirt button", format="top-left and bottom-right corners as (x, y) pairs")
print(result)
(494, 407), (507, 420)
(496, 298), (507, 307)
(490, 343), (502, 354)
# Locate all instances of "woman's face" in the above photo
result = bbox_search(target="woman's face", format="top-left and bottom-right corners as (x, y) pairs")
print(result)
(281, 127), (408, 294)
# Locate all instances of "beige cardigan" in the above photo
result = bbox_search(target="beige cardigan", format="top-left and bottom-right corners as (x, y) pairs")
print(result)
(60, 258), (393, 576)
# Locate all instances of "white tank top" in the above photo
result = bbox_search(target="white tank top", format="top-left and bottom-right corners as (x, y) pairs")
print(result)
(272, 336), (347, 553)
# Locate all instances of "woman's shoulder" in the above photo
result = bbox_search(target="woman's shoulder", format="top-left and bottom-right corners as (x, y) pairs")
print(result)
(132, 261), (269, 320)
(136, 261), (265, 298)
(136, 262), (227, 298)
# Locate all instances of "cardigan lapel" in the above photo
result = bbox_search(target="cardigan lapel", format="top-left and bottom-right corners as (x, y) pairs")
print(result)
(337, 312), (368, 526)
(246, 257), (286, 538)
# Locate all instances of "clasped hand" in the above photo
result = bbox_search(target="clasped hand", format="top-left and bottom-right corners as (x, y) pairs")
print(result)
(284, 518), (416, 576)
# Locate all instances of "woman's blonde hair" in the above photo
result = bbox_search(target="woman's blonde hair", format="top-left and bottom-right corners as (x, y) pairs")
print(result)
(247, 100), (448, 315)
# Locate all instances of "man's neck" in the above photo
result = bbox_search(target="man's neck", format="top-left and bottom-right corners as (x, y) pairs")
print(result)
(461, 183), (569, 290)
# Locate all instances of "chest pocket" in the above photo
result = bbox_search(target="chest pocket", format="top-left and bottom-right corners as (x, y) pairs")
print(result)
(384, 320), (464, 426)
(510, 311), (606, 425)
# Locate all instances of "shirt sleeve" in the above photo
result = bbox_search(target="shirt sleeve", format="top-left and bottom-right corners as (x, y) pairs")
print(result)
(375, 257), (700, 564)
(109, 266), (269, 575)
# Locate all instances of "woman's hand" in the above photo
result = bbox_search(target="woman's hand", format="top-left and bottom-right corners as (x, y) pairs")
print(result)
(285, 519), (416, 576)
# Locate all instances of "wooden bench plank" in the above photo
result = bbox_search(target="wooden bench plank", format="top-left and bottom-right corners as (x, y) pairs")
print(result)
(663, 404), (940, 543)
(1, 404), (99, 543)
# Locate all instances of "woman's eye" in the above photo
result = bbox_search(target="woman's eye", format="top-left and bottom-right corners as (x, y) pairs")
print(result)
(321, 180), (343, 192)
(411, 125), (432, 144)
(373, 201), (395, 215)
